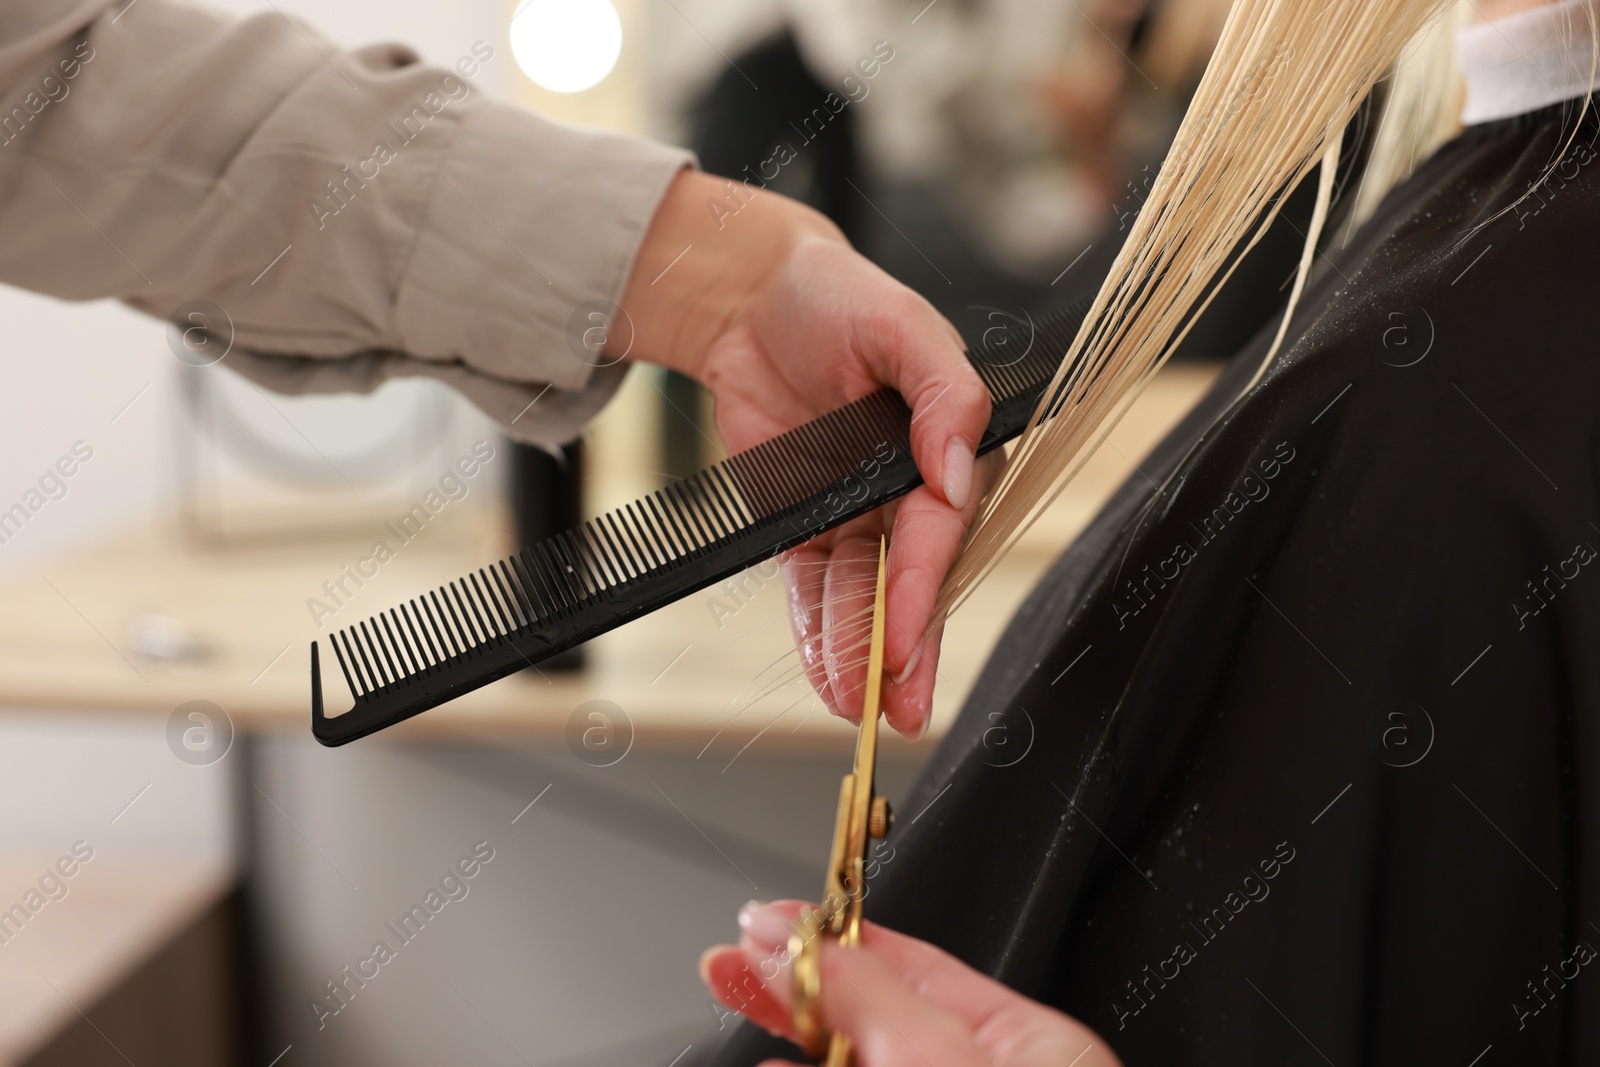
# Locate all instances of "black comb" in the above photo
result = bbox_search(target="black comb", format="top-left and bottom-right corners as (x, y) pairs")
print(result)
(310, 298), (1091, 745)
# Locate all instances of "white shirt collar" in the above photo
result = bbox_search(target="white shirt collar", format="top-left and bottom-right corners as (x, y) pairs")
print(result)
(1458, 0), (1600, 124)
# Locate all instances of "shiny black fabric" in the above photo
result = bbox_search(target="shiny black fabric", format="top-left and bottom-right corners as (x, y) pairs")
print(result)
(711, 99), (1600, 1065)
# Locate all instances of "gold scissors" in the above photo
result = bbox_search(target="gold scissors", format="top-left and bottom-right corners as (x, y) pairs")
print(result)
(789, 536), (895, 1065)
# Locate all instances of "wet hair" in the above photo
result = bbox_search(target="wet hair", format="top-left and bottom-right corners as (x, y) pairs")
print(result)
(940, 0), (1459, 616)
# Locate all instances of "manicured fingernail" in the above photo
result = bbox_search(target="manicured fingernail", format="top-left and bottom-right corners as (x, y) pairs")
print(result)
(911, 708), (931, 742)
(893, 636), (924, 686)
(738, 900), (791, 952)
(943, 437), (973, 510)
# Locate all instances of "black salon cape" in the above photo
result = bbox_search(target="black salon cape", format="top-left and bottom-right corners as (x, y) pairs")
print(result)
(709, 100), (1600, 1065)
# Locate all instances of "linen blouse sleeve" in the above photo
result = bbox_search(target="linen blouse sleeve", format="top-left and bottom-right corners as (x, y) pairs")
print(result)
(0, 0), (693, 443)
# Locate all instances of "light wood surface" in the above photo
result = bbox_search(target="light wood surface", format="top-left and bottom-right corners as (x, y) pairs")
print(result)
(0, 365), (1217, 756)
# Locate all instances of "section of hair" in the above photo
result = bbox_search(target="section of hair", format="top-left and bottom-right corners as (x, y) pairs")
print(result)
(939, 0), (1453, 619)
(1349, 0), (1469, 230)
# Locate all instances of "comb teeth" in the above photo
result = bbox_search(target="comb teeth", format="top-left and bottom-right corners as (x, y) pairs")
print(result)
(968, 308), (1085, 402)
(324, 453), (773, 702)
(314, 296), (1091, 743)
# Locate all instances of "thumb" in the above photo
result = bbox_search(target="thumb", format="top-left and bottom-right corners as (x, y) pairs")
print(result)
(733, 901), (1120, 1067)
(730, 903), (981, 1064)
(814, 939), (985, 1067)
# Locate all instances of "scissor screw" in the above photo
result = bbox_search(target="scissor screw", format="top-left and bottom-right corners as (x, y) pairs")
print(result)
(869, 796), (893, 839)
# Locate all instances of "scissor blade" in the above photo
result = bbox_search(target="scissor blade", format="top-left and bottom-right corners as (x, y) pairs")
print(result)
(853, 537), (889, 779)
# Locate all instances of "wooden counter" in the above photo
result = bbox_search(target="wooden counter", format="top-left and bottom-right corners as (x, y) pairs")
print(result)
(0, 366), (1217, 756)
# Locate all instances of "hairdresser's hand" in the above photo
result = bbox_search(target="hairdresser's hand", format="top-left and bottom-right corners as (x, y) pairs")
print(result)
(699, 900), (1123, 1067)
(617, 170), (997, 739)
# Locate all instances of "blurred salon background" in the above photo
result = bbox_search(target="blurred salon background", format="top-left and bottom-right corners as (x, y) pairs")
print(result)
(0, 0), (1313, 1064)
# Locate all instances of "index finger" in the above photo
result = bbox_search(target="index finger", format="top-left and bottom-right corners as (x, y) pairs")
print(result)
(850, 290), (990, 675)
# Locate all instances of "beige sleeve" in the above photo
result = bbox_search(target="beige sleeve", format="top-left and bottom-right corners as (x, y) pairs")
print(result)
(0, 0), (694, 445)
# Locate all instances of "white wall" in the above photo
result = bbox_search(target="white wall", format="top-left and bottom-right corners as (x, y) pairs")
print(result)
(0, 708), (234, 859)
(0, 297), (175, 581)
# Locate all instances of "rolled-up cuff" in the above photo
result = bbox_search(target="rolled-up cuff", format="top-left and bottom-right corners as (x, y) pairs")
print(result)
(221, 348), (632, 448)
(395, 99), (695, 393)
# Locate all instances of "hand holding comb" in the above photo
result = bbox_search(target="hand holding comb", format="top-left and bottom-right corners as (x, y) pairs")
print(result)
(310, 299), (1089, 745)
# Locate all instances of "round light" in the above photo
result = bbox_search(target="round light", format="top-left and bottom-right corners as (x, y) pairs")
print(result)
(510, 0), (623, 94)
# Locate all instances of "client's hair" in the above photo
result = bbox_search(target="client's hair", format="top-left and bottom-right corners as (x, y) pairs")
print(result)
(1349, 0), (1469, 229)
(938, 0), (1590, 618)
